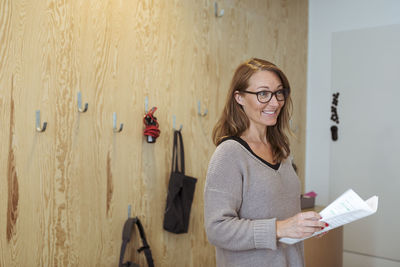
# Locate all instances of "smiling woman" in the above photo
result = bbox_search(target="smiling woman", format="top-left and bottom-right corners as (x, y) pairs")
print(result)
(204, 58), (326, 267)
(212, 58), (293, 162)
(235, 70), (286, 132)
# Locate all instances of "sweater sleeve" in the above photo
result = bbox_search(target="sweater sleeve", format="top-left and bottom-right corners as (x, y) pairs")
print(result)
(204, 142), (278, 251)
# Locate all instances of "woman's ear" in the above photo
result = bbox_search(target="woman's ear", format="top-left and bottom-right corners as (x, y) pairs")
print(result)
(234, 91), (244, 105)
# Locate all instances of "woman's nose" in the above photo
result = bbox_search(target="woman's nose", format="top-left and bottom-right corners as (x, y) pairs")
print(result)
(268, 95), (279, 106)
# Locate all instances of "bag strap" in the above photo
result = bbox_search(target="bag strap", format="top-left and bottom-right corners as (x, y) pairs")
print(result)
(119, 217), (154, 267)
(177, 130), (185, 174)
(171, 130), (185, 174)
(171, 130), (178, 173)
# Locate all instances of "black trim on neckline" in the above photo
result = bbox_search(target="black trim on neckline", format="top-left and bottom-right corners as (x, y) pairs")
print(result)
(220, 136), (281, 170)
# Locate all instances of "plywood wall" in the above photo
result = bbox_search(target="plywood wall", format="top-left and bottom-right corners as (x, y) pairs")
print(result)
(0, 0), (308, 266)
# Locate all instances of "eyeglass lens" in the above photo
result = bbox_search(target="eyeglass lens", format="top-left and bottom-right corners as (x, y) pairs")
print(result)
(258, 90), (286, 103)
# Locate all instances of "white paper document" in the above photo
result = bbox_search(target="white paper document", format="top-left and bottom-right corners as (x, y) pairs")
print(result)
(279, 189), (378, 245)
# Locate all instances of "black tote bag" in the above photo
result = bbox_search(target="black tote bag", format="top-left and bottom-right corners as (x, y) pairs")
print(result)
(163, 130), (197, 234)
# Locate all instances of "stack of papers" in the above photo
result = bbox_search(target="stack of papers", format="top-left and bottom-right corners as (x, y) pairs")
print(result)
(279, 189), (378, 245)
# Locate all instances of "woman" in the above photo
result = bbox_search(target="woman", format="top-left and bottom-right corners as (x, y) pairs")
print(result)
(204, 58), (326, 267)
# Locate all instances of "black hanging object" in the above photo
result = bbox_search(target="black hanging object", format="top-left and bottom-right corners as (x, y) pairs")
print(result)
(331, 125), (338, 141)
(331, 92), (340, 141)
(163, 130), (197, 234)
(119, 217), (154, 267)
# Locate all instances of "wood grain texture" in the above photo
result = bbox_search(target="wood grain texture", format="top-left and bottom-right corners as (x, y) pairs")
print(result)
(6, 77), (18, 243)
(0, 0), (308, 266)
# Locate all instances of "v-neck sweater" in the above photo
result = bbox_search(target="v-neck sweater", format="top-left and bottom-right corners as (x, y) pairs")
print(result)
(204, 139), (304, 267)
(222, 136), (281, 170)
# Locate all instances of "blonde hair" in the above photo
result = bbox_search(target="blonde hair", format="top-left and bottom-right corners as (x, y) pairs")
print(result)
(212, 58), (293, 162)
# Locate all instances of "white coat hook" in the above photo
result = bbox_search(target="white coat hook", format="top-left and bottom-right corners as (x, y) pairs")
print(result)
(197, 100), (208, 117)
(36, 110), (47, 132)
(145, 96), (149, 113)
(173, 115), (183, 131)
(77, 92), (88, 113)
(214, 2), (224, 17)
(113, 112), (123, 133)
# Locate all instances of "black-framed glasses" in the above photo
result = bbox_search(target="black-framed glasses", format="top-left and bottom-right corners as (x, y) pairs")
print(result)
(241, 89), (287, 103)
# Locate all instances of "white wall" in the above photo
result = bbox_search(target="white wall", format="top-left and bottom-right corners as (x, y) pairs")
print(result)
(306, 0), (400, 205)
(329, 24), (400, 266)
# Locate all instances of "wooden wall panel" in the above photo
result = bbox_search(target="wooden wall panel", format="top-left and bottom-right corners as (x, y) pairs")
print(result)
(0, 0), (308, 266)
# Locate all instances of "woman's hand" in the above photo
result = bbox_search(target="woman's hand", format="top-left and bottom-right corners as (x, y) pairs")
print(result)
(276, 211), (327, 239)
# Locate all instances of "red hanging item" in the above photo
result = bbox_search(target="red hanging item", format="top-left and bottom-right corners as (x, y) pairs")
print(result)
(143, 107), (160, 143)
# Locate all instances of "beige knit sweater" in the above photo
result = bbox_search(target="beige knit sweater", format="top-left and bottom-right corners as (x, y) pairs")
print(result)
(204, 138), (304, 267)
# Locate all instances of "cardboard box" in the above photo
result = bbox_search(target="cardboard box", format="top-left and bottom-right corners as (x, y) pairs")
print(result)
(301, 195), (315, 209)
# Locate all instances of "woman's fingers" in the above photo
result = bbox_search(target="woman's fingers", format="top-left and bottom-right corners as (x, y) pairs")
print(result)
(302, 218), (326, 228)
(301, 211), (322, 220)
(297, 212), (327, 236)
(299, 212), (326, 226)
(277, 212), (329, 239)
